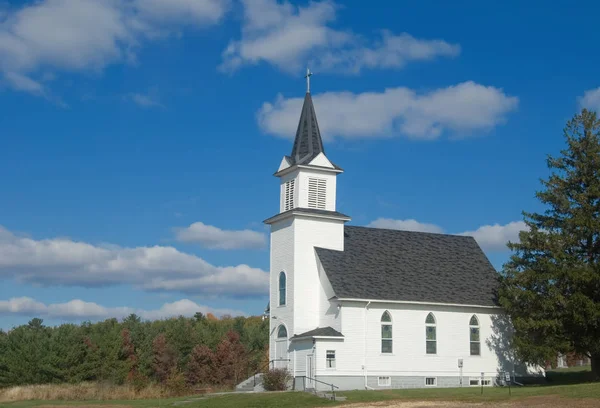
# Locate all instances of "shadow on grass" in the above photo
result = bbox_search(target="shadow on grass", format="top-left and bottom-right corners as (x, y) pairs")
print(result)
(545, 367), (594, 385)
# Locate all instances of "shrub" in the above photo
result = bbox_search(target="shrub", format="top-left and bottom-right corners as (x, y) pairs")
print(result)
(261, 368), (290, 391)
(165, 371), (189, 396)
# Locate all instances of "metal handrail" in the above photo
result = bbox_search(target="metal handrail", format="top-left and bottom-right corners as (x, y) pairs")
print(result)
(299, 375), (339, 401)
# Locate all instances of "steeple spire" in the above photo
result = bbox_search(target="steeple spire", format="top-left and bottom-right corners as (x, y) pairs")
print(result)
(290, 89), (324, 165)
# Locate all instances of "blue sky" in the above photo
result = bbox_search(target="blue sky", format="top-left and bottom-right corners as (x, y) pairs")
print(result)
(1, 0), (600, 330)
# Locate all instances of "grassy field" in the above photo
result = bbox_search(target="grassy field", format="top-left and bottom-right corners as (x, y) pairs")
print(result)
(3, 367), (598, 408)
(4, 382), (600, 408)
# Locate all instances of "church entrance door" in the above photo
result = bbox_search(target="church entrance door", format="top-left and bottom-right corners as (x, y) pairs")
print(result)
(275, 339), (287, 369)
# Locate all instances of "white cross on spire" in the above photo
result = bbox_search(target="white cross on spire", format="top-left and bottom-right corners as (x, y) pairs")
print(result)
(305, 67), (312, 93)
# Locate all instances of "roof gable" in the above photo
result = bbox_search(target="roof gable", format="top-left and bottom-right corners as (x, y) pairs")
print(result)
(315, 226), (500, 307)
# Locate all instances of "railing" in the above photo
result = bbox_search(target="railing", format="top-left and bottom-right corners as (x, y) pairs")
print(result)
(253, 358), (291, 387)
(298, 376), (339, 401)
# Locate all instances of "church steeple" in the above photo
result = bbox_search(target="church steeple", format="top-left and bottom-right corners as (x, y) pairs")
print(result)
(290, 91), (325, 166)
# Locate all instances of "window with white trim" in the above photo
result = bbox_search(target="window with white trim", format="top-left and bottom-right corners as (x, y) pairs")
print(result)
(426, 313), (436, 354)
(378, 376), (391, 386)
(326, 350), (335, 369)
(469, 378), (492, 386)
(278, 272), (286, 306)
(470, 315), (480, 356)
(425, 377), (437, 386)
(284, 179), (295, 211)
(381, 311), (392, 353)
(307, 177), (326, 209)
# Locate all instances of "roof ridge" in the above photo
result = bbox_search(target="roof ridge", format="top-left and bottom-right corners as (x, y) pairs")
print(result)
(346, 225), (477, 240)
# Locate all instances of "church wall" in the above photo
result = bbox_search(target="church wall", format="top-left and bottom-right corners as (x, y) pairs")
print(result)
(291, 339), (314, 378)
(292, 216), (344, 334)
(316, 256), (341, 332)
(311, 301), (513, 388)
(269, 218), (295, 362)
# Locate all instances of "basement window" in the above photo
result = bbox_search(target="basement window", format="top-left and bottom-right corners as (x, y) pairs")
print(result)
(378, 376), (391, 387)
(425, 377), (437, 386)
(308, 177), (326, 209)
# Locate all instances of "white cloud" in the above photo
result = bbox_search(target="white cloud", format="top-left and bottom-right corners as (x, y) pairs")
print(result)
(0, 225), (268, 296)
(174, 221), (266, 250)
(579, 87), (600, 113)
(458, 221), (528, 252)
(259, 82), (518, 140)
(367, 218), (444, 234)
(220, 0), (459, 73)
(0, 297), (244, 321)
(135, 0), (230, 25)
(366, 218), (527, 252)
(0, 0), (229, 95)
(128, 92), (164, 108)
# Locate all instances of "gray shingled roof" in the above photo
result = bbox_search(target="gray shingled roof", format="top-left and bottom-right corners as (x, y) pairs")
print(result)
(291, 326), (343, 340)
(315, 226), (500, 307)
(290, 92), (325, 166)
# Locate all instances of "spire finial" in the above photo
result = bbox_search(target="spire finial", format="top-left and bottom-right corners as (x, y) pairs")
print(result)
(304, 67), (312, 93)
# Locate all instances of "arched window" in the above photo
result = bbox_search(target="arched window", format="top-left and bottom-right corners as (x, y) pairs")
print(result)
(279, 272), (286, 306)
(277, 325), (288, 338)
(426, 313), (436, 354)
(381, 311), (392, 353)
(470, 315), (480, 356)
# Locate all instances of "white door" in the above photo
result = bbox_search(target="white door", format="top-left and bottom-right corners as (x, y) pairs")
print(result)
(306, 355), (314, 388)
(275, 339), (287, 369)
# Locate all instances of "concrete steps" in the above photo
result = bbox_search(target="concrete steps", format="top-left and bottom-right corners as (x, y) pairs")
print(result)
(235, 373), (264, 392)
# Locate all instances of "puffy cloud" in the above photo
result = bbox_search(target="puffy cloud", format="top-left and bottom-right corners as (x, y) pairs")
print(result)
(0, 0), (230, 94)
(220, 0), (459, 73)
(366, 218), (527, 252)
(0, 297), (244, 320)
(259, 82), (518, 140)
(579, 87), (600, 113)
(367, 218), (444, 234)
(127, 92), (164, 108)
(0, 225), (268, 296)
(458, 221), (528, 252)
(174, 221), (267, 250)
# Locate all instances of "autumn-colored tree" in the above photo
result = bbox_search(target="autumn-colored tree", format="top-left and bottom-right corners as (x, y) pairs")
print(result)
(206, 313), (218, 322)
(121, 329), (138, 382)
(185, 345), (215, 386)
(214, 330), (248, 385)
(152, 334), (178, 383)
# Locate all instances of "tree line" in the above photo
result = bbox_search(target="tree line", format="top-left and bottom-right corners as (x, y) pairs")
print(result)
(0, 312), (269, 390)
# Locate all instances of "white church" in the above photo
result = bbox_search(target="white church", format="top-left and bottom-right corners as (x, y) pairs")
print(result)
(263, 77), (541, 391)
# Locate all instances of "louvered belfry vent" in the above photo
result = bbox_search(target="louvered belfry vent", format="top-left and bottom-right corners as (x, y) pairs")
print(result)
(308, 177), (326, 209)
(284, 179), (295, 211)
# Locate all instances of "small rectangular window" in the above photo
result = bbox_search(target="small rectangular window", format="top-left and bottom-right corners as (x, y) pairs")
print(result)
(377, 376), (391, 386)
(425, 377), (437, 386)
(326, 350), (335, 369)
(469, 379), (479, 386)
(482, 379), (491, 386)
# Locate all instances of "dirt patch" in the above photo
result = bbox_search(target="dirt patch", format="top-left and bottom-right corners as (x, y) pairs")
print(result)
(342, 396), (600, 408)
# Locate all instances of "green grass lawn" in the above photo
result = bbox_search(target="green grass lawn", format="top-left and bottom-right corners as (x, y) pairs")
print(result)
(4, 381), (600, 408)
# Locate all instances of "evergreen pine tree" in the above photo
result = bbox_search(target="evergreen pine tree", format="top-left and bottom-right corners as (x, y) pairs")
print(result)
(500, 109), (600, 380)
